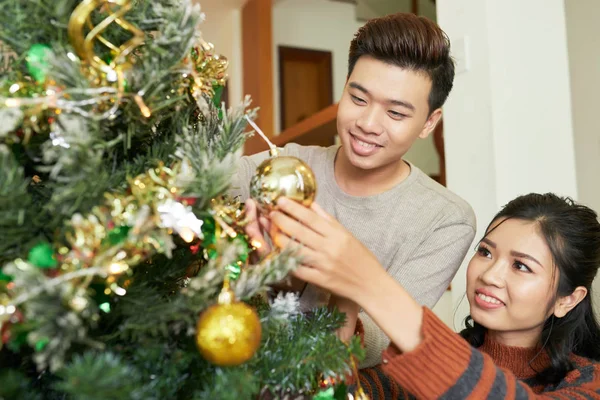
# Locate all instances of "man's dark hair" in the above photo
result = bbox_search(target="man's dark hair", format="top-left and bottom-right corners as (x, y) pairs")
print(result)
(348, 13), (455, 113)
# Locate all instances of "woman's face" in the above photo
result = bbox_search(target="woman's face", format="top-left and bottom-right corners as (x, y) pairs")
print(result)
(466, 218), (557, 346)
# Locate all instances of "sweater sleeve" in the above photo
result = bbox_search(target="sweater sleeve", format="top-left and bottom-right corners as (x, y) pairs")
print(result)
(394, 220), (475, 310)
(382, 307), (600, 399)
(358, 220), (475, 369)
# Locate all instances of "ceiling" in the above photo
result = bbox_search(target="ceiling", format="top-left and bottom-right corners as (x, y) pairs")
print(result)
(352, 0), (436, 21)
(196, 0), (436, 22)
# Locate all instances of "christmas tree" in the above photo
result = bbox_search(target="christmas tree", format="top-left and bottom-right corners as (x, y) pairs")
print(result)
(0, 0), (363, 398)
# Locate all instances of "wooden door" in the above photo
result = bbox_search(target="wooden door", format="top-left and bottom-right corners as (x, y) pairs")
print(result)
(278, 46), (333, 131)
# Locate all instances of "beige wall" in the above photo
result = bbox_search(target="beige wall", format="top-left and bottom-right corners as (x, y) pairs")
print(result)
(564, 0), (600, 312)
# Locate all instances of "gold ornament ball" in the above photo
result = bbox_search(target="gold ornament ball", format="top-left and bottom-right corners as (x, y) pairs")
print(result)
(196, 301), (262, 366)
(249, 156), (317, 212)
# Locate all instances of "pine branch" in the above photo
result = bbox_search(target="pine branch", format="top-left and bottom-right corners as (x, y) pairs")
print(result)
(193, 366), (260, 400)
(0, 369), (44, 400)
(0, 0), (78, 54)
(0, 145), (39, 264)
(254, 307), (361, 393)
(175, 98), (258, 210)
(54, 352), (144, 400)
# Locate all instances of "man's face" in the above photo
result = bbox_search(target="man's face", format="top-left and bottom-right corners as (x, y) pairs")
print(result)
(336, 56), (440, 172)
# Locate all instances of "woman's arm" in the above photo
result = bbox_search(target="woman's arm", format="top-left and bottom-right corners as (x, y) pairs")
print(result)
(269, 198), (600, 399)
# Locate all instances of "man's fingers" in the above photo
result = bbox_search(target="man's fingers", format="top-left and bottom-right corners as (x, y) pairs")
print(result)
(275, 198), (331, 236)
(310, 202), (333, 221)
(291, 265), (324, 288)
(259, 216), (271, 233)
(245, 198), (258, 220)
(244, 199), (271, 257)
(270, 209), (324, 251)
(273, 231), (321, 266)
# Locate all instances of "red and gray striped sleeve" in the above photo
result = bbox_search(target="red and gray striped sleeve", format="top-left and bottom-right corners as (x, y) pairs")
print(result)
(380, 307), (600, 399)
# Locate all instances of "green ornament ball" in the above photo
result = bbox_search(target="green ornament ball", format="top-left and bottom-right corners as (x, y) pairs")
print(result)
(107, 225), (131, 245)
(28, 243), (58, 269)
(26, 44), (52, 83)
(0, 269), (12, 282)
(35, 337), (50, 351)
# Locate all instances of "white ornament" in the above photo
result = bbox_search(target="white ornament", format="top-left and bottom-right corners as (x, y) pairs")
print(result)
(157, 199), (203, 242)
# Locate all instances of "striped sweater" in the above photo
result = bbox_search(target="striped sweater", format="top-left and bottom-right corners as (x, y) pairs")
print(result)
(355, 307), (600, 399)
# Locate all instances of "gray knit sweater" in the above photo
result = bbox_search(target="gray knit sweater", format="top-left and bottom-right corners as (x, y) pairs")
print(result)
(231, 143), (476, 368)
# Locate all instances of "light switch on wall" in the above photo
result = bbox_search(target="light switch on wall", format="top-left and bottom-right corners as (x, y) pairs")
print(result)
(452, 36), (470, 74)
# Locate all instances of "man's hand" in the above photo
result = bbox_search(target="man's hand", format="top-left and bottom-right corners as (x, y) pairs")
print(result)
(244, 198), (306, 293)
(269, 197), (387, 302)
(271, 197), (425, 354)
(243, 198), (272, 261)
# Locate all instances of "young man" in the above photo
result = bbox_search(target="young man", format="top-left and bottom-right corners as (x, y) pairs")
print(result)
(231, 13), (476, 368)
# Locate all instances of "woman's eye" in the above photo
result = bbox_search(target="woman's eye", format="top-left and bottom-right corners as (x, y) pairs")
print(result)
(477, 246), (491, 258)
(514, 261), (532, 273)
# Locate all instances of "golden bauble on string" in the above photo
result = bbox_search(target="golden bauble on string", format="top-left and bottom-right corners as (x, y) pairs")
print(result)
(196, 288), (262, 366)
(249, 155), (317, 213)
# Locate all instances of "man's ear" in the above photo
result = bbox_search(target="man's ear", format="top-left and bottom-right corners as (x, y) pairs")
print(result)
(419, 109), (443, 139)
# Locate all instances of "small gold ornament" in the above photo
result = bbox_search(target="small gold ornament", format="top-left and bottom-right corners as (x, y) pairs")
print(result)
(250, 154), (317, 213)
(67, 0), (144, 79)
(188, 41), (229, 100)
(196, 281), (262, 366)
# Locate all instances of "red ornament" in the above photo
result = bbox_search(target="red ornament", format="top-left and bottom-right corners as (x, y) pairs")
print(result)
(319, 376), (338, 388)
(190, 242), (201, 255)
(1, 309), (24, 344)
(178, 196), (197, 206)
(45, 268), (61, 278)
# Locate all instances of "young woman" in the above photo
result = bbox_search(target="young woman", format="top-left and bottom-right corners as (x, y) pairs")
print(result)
(267, 193), (600, 398)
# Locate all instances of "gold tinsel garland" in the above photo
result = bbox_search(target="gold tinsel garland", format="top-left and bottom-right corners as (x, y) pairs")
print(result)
(0, 0), (229, 144)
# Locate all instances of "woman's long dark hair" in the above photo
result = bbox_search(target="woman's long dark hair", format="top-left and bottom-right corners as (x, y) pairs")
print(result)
(460, 193), (600, 386)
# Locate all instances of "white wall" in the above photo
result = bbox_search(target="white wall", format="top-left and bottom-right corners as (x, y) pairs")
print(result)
(196, 1), (244, 106)
(438, 0), (579, 328)
(486, 1), (577, 205)
(564, 0), (600, 311)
